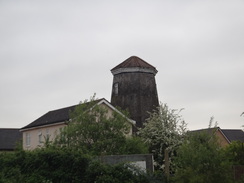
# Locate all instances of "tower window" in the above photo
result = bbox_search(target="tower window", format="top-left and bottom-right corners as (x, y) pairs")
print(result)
(114, 83), (119, 95)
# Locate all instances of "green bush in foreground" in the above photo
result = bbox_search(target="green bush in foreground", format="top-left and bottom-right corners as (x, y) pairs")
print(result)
(173, 132), (233, 183)
(0, 149), (165, 183)
(0, 149), (89, 183)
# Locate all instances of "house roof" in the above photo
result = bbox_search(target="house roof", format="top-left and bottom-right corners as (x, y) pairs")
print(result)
(0, 128), (22, 151)
(21, 98), (135, 131)
(221, 129), (244, 143)
(111, 56), (157, 74)
(21, 105), (77, 130)
(190, 127), (244, 143)
(190, 127), (217, 135)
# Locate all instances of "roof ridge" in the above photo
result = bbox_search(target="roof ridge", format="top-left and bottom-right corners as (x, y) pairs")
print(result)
(111, 56), (157, 71)
(21, 98), (107, 130)
(131, 56), (156, 68)
(47, 98), (105, 113)
(48, 104), (78, 113)
(191, 127), (219, 131)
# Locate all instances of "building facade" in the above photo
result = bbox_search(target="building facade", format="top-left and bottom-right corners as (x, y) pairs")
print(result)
(20, 99), (135, 150)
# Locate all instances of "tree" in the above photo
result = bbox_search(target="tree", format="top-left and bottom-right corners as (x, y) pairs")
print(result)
(138, 103), (187, 171)
(224, 141), (244, 181)
(173, 132), (233, 183)
(54, 95), (148, 155)
(224, 141), (244, 165)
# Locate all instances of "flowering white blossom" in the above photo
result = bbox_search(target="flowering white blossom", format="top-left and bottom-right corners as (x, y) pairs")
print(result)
(138, 103), (187, 170)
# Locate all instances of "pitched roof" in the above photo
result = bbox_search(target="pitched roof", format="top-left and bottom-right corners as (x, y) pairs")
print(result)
(111, 56), (157, 73)
(21, 105), (77, 130)
(21, 98), (135, 130)
(221, 129), (244, 143)
(0, 128), (22, 151)
(190, 127), (244, 143)
(190, 127), (217, 136)
(21, 99), (103, 130)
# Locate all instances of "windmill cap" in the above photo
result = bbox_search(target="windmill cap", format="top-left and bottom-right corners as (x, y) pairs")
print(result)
(111, 56), (158, 75)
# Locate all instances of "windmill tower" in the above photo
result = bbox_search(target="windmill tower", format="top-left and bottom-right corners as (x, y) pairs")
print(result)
(111, 56), (159, 130)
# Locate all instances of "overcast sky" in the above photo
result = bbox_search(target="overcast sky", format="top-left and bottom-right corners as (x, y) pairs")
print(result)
(1, 0), (244, 130)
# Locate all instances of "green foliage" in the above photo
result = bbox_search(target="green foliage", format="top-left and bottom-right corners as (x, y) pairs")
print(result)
(224, 141), (244, 164)
(0, 149), (158, 183)
(138, 103), (187, 171)
(123, 136), (149, 155)
(0, 149), (89, 183)
(173, 132), (233, 183)
(83, 161), (149, 183)
(54, 96), (147, 155)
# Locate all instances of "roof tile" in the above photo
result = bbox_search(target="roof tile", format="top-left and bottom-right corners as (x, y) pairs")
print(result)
(221, 129), (244, 142)
(21, 99), (104, 130)
(111, 56), (157, 71)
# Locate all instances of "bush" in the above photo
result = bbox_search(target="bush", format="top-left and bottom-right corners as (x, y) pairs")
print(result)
(0, 149), (89, 183)
(173, 132), (233, 183)
(84, 161), (149, 183)
(0, 149), (163, 183)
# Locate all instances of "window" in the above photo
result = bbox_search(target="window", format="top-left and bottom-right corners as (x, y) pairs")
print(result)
(114, 83), (119, 95)
(38, 131), (42, 144)
(46, 129), (50, 139)
(26, 132), (30, 146)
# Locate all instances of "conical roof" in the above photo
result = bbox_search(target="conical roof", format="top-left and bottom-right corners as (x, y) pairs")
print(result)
(111, 56), (157, 75)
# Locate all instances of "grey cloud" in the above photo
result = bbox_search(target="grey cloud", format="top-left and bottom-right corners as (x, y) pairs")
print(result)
(0, 0), (244, 129)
